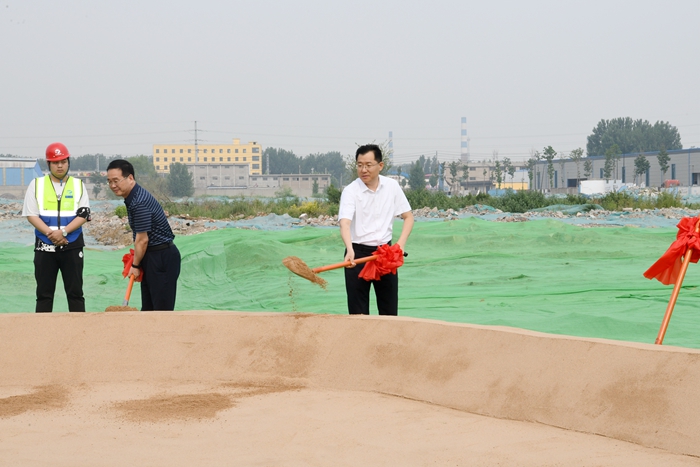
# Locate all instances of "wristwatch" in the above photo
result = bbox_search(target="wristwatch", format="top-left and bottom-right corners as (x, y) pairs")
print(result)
(61, 228), (67, 237)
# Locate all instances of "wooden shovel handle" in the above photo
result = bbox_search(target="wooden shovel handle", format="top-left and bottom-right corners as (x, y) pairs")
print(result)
(122, 275), (135, 306)
(312, 255), (378, 274)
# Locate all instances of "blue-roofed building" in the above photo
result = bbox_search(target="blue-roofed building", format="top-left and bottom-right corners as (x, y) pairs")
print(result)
(0, 158), (44, 198)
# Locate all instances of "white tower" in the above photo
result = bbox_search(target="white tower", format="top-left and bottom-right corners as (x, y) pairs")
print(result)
(460, 117), (469, 164)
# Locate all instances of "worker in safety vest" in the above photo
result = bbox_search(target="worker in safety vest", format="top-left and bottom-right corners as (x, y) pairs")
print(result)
(22, 142), (91, 312)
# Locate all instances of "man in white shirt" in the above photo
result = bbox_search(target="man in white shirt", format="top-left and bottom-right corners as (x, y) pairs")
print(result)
(338, 144), (414, 315)
(22, 142), (90, 312)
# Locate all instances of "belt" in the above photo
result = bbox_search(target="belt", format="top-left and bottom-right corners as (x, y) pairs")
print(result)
(147, 241), (173, 252)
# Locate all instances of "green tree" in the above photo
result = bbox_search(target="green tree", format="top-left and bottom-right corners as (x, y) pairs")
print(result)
(543, 146), (556, 189)
(526, 157), (537, 190)
(494, 160), (503, 189)
(70, 153), (110, 172)
(634, 154), (650, 185)
(532, 150), (542, 190)
(558, 157), (566, 187)
(569, 148), (584, 184)
(445, 161), (461, 193)
(266, 148), (301, 174)
(312, 178), (319, 195)
(583, 159), (593, 179)
(129, 155), (157, 179)
(586, 117), (682, 156)
(603, 144), (620, 181)
(657, 146), (670, 185)
(167, 162), (194, 197)
(302, 151), (346, 185)
(408, 160), (426, 191)
(429, 172), (439, 188)
(325, 183), (341, 204)
(503, 157), (515, 180)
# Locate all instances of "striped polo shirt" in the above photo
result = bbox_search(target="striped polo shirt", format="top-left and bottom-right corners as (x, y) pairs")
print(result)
(124, 183), (174, 246)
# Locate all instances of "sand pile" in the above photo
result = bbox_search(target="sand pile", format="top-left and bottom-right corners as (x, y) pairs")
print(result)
(1, 312), (699, 466)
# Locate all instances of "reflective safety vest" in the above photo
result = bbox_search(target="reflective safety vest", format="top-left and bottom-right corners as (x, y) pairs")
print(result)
(35, 175), (83, 244)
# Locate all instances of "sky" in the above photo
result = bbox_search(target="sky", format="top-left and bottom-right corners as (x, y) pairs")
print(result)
(1, 0), (698, 166)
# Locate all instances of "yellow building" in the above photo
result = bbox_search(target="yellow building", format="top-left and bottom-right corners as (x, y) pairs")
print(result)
(152, 138), (263, 175)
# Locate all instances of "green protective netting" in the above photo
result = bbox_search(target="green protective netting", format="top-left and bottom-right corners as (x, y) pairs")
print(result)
(1, 218), (699, 349)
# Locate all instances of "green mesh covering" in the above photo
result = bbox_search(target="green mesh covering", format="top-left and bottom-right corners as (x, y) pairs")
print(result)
(1, 218), (698, 349)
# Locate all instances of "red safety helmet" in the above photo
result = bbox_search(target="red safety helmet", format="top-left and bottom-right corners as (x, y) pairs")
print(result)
(46, 142), (70, 162)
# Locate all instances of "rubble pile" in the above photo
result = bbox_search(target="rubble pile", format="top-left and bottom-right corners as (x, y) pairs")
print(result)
(4, 196), (700, 249)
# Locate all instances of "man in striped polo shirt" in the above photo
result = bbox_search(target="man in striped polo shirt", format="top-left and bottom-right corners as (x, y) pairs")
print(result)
(106, 159), (181, 311)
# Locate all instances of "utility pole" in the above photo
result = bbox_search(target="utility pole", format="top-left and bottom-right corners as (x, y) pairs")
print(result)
(194, 121), (199, 163)
(193, 121), (200, 189)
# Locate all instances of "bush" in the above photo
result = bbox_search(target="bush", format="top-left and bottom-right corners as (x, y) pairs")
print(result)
(325, 184), (341, 204)
(115, 205), (127, 218)
(488, 190), (548, 213)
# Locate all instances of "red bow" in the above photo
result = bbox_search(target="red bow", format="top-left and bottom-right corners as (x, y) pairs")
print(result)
(122, 249), (143, 282)
(358, 244), (405, 281)
(644, 216), (700, 285)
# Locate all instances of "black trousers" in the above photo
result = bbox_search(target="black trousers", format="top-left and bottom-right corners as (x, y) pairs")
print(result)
(141, 243), (181, 311)
(344, 243), (398, 316)
(34, 248), (85, 313)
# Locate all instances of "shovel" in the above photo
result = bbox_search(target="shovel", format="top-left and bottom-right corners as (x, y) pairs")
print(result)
(123, 275), (135, 306)
(105, 275), (138, 312)
(283, 252), (406, 287)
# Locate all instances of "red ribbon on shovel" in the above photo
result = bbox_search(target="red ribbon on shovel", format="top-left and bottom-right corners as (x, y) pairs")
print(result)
(644, 216), (700, 344)
(122, 249), (143, 283)
(358, 244), (405, 281)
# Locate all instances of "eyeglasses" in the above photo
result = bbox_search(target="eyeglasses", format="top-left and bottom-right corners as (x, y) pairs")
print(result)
(355, 163), (379, 171)
(107, 177), (127, 187)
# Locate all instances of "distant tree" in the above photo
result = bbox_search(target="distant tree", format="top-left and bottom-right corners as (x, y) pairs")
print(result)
(569, 148), (584, 183)
(70, 153), (110, 172)
(526, 157), (537, 191)
(558, 157), (566, 187)
(586, 117), (682, 157)
(167, 162), (194, 197)
(129, 155), (157, 179)
(266, 148), (301, 174)
(494, 160), (503, 189)
(531, 149), (542, 190)
(657, 146), (670, 185)
(312, 178), (319, 195)
(542, 146), (556, 189)
(429, 172), (439, 188)
(603, 144), (620, 181)
(446, 160), (461, 193)
(302, 151), (346, 185)
(634, 154), (651, 185)
(88, 172), (103, 184)
(88, 172), (103, 199)
(583, 159), (593, 179)
(325, 184), (341, 204)
(408, 160), (426, 191)
(503, 157), (516, 180)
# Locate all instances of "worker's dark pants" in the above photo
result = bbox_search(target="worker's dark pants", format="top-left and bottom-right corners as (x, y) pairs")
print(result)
(344, 243), (398, 316)
(141, 243), (181, 311)
(34, 248), (85, 313)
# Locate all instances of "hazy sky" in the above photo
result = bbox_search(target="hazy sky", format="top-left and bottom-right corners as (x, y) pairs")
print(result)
(1, 0), (698, 165)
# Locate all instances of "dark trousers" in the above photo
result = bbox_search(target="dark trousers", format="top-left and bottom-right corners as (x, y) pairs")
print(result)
(34, 248), (85, 313)
(344, 243), (398, 316)
(141, 244), (181, 311)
